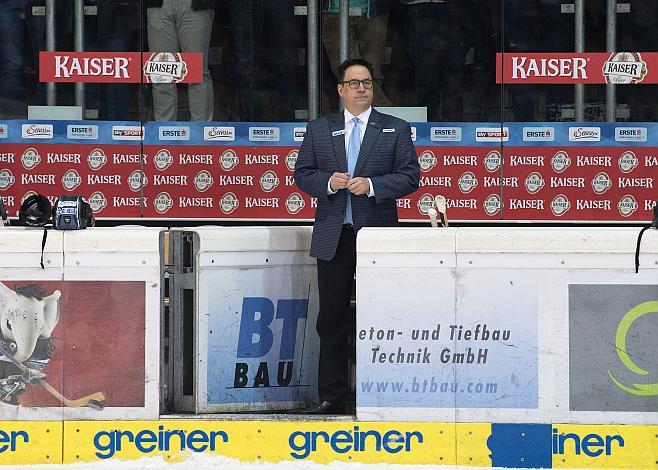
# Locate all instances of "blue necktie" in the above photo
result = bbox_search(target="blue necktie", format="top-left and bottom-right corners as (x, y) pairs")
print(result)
(345, 117), (361, 224)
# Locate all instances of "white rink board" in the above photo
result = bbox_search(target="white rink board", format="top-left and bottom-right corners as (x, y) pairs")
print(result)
(356, 227), (658, 424)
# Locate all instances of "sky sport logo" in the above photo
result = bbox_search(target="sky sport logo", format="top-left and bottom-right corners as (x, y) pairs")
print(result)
(159, 126), (189, 141)
(220, 192), (239, 214)
(483, 150), (502, 173)
(0, 169), (15, 190)
(523, 126), (554, 142)
(21, 148), (41, 170)
(551, 194), (571, 216)
(293, 127), (306, 142)
(475, 127), (509, 142)
(569, 126), (601, 142)
(249, 127), (280, 142)
(618, 151), (639, 173)
(87, 148), (107, 170)
(21, 124), (53, 139)
(61, 169), (82, 191)
(154, 192), (173, 214)
(524, 172), (545, 194)
(418, 150), (437, 172)
(430, 127), (462, 142)
(483, 194), (501, 216)
(592, 172), (613, 194)
(88, 191), (107, 213)
(112, 125), (144, 141)
(551, 151), (571, 173)
(67, 125), (98, 140)
(220, 149), (239, 171)
(204, 126), (235, 141)
(153, 149), (173, 171)
(285, 150), (299, 172)
(615, 127), (647, 142)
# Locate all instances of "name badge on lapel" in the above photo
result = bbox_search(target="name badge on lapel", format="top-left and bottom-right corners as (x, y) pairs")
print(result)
(383, 128), (396, 133)
(332, 129), (346, 137)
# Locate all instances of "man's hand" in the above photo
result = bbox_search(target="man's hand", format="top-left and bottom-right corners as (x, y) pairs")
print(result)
(330, 172), (350, 191)
(347, 177), (370, 195)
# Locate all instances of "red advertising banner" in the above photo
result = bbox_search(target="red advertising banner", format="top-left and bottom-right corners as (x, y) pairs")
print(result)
(39, 52), (203, 83)
(496, 52), (658, 84)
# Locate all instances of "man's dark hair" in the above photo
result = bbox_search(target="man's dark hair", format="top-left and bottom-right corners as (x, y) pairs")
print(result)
(336, 58), (374, 82)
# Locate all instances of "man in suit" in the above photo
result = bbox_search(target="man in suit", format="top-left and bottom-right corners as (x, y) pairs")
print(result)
(294, 58), (420, 414)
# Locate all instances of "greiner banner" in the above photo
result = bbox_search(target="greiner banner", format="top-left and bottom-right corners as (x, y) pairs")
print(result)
(39, 52), (203, 83)
(496, 52), (658, 84)
(0, 120), (656, 221)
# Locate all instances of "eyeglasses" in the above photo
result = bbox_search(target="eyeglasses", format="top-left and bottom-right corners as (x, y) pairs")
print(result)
(340, 79), (373, 90)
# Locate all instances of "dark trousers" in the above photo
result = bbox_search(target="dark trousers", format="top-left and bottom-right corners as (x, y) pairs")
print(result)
(315, 224), (356, 404)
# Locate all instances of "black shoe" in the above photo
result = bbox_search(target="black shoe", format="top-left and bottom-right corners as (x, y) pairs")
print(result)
(295, 400), (346, 415)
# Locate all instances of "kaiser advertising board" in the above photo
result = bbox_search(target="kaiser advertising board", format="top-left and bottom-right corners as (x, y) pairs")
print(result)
(356, 266), (538, 410)
(200, 263), (320, 410)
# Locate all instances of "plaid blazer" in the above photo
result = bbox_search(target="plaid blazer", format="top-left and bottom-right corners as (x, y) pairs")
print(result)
(294, 109), (420, 261)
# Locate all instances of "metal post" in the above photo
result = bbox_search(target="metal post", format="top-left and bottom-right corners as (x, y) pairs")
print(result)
(338, 0), (349, 110)
(74, 0), (85, 113)
(307, 0), (320, 120)
(606, 0), (617, 122)
(574, 0), (585, 121)
(45, 0), (56, 106)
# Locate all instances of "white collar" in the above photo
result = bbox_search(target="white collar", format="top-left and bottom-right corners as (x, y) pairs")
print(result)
(344, 107), (372, 126)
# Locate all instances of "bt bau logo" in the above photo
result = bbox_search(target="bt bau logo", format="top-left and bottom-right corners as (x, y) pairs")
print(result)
(288, 426), (423, 459)
(234, 297), (308, 388)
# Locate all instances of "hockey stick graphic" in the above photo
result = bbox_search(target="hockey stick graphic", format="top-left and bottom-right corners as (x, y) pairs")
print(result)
(0, 344), (105, 410)
(434, 195), (449, 227)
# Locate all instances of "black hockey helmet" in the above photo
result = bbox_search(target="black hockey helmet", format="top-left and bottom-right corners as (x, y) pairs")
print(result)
(18, 194), (52, 227)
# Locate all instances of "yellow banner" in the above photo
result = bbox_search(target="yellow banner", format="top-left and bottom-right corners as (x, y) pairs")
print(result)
(0, 421), (62, 466)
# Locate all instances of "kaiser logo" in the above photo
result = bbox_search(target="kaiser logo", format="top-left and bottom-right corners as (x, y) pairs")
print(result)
(112, 125), (144, 141)
(618, 151), (639, 173)
(220, 192), (239, 215)
(430, 127), (462, 142)
(524, 172), (545, 194)
(523, 126), (554, 142)
(0, 124), (8, 139)
(0, 169), (15, 190)
(483, 194), (501, 216)
(204, 126), (235, 141)
(483, 150), (502, 172)
(615, 127), (647, 142)
(159, 125), (190, 141)
(475, 127), (509, 142)
(592, 172), (612, 195)
(144, 52), (189, 83)
(87, 148), (107, 170)
(417, 193), (435, 215)
(618, 194), (638, 217)
(153, 149), (173, 171)
(127, 170), (147, 191)
(285, 150), (299, 172)
(259, 170), (280, 192)
(67, 125), (98, 140)
(285, 192), (306, 214)
(551, 150), (571, 173)
(219, 149), (239, 171)
(88, 191), (107, 213)
(293, 127), (306, 142)
(603, 52), (647, 84)
(61, 169), (82, 191)
(154, 192), (173, 214)
(21, 148), (41, 170)
(457, 171), (478, 194)
(551, 194), (571, 217)
(249, 127), (280, 142)
(418, 150), (437, 172)
(22, 124), (53, 139)
(569, 126), (600, 142)
(194, 170), (213, 192)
